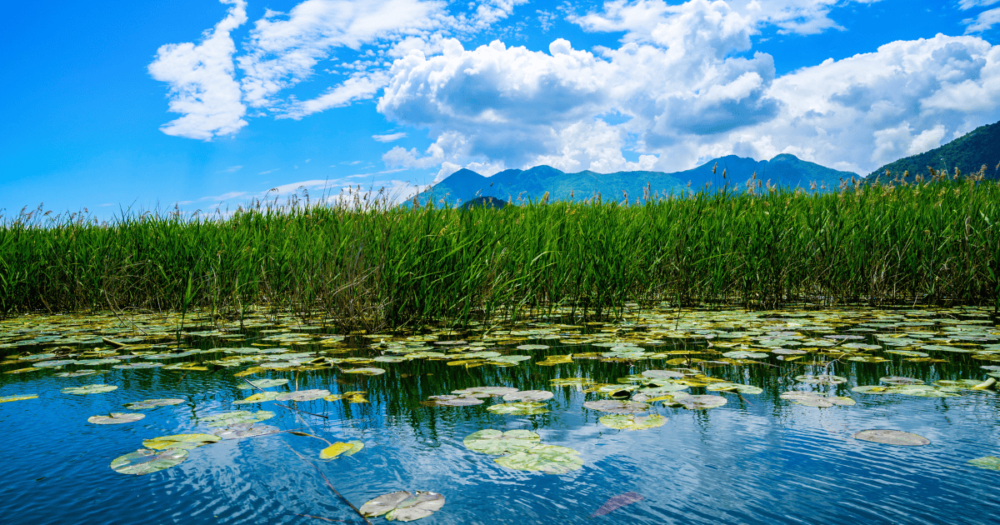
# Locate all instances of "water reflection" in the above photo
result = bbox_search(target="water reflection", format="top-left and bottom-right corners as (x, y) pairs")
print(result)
(1, 306), (1000, 524)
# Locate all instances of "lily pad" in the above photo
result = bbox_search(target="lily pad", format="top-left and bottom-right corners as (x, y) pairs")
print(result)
(110, 448), (188, 475)
(781, 391), (855, 407)
(453, 387), (518, 397)
(516, 345), (550, 351)
(344, 367), (386, 376)
(583, 400), (648, 414)
(199, 410), (275, 427)
(217, 424), (280, 440)
(967, 456), (1000, 470)
(502, 390), (553, 402)
(360, 491), (445, 522)
(464, 429), (540, 455)
(706, 383), (764, 395)
(33, 359), (77, 368)
(112, 362), (164, 370)
(55, 370), (99, 377)
(599, 414), (667, 430)
(847, 356), (889, 363)
(722, 351), (770, 359)
(275, 389), (330, 402)
(494, 444), (584, 474)
(853, 429), (930, 446)
(233, 391), (282, 404)
(487, 402), (550, 415)
(320, 440), (365, 459)
(0, 394), (38, 403)
(238, 378), (289, 389)
(671, 394), (728, 410)
(426, 395), (483, 407)
(88, 412), (145, 424)
(795, 375), (847, 385)
(124, 398), (184, 410)
(142, 433), (221, 450)
(641, 370), (684, 380)
(934, 379), (985, 389)
(62, 384), (117, 395)
(880, 376), (924, 385)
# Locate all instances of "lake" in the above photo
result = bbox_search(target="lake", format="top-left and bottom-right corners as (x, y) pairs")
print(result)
(1, 306), (999, 524)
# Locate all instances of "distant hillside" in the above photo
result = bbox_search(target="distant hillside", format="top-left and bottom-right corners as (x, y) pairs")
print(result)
(414, 154), (857, 206)
(867, 120), (1000, 183)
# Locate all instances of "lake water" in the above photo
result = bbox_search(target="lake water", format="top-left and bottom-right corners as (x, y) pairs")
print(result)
(2, 306), (999, 524)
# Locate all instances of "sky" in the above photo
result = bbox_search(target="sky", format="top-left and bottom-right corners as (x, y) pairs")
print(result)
(2, 0), (1000, 216)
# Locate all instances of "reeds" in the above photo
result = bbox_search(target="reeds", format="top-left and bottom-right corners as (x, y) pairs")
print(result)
(3, 175), (1000, 328)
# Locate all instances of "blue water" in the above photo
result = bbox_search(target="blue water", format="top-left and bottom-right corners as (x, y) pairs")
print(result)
(2, 308), (999, 524)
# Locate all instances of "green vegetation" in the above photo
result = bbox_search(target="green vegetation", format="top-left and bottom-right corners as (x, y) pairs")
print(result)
(3, 176), (1000, 327)
(867, 119), (1000, 183)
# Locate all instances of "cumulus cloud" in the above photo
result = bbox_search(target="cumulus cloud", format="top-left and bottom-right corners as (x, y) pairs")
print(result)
(238, 0), (445, 109)
(965, 7), (1000, 33)
(378, 0), (779, 172)
(148, 0), (248, 140)
(717, 34), (1000, 173)
(283, 71), (389, 118)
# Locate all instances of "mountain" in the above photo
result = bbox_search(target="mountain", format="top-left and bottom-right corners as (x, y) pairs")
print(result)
(866, 120), (1000, 183)
(413, 154), (858, 207)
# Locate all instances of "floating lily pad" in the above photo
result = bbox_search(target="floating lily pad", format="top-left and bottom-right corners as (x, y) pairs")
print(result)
(967, 456), (1000, 470)
(199, 410), (275, 427)
(124, 398), (184, 410)
(502, 390), (553, 402)
(921, 345), (973, 353)
(320, 440), (365, 459)
(795, 375), (847, 385)
(233, 391), (282, 404)
(641, 370), (684, 380)
(880, 376), (924, 385)
(771, 348), (808, 355)
(583, 400), (648, 414)
(721, 351), (769, 359)
(360, 491), (445, 522)
(885, 350), (929, 357)
(671, 394), (728, 410)
(847, 356), (889, 363)
(706, 382), (764, 395)
(0, 394), (38, 403)
(853, 429), (930, 446)
(934, 379), (984, 389)
(111, 448), (188, 475)
(550, 377), (594, 386)
(426, 394), (483, 407)
(781, 391), (854, 407)
(487, 402), (549, 415)
(62, 384), (117, 395)
(33, 359), (77, 368)
(489, 356), (531, 365)
(516, 344), (550, 351)
(142, 433), (221, 450)
(464, 429), (540, 454)
(275, 389), (330, 402)
(238, 378), (289, 389)
(217, 424), (280, 440)
(453, 387), (518, 397)
(494, 444), (583, 474)
(88, 412), (145, 424)
(344, 367), (386, 376)
(56, 370), (99, 377)
(599, 414), (667, 430)
(112, 362), (164, 370)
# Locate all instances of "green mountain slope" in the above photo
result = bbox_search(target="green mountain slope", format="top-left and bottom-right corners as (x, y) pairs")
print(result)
(413, 154), (857, 206)
(867, 120), (1000, 183)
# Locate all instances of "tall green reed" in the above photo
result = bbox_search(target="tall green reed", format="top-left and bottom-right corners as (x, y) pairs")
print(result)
(3, 173), (999, 330)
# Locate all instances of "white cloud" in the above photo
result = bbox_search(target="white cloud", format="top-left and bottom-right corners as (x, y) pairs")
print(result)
(960, 0), (1000, 10)
(373, 132), (407, 142)
(965, 7), (1000, 33)
(218, 165), (243, 173)
(148, 0), (248, 140)
(283, 71), (389, 118)
(238, 0), (445, 109)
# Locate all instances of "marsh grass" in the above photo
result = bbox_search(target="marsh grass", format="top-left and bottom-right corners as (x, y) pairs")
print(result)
(3, 173), (1000, 329)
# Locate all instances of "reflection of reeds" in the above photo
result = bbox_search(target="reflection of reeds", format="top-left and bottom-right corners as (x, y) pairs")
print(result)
(3, 173), (1000, 324)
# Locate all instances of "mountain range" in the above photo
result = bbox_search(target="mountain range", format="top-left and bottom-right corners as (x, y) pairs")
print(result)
(413, 119), (1000, 206)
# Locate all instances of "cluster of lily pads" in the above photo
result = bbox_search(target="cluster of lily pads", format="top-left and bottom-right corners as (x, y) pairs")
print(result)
(463, 429), (583, 474)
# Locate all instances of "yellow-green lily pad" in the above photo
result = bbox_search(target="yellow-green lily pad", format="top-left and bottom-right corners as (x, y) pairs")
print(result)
(320, 440), (365, 459)
(111, 448), (188, 475)
(89, 412), (145, 424)
(143, 433), (220, 450)
(599, 414), (667, 430)
(62, 384), (117, 395)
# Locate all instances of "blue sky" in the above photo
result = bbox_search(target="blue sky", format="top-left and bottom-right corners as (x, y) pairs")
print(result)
(2, 0), (999, 216)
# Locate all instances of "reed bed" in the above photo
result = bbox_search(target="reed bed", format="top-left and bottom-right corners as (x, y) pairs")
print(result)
(2, 174), (1000, 329)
